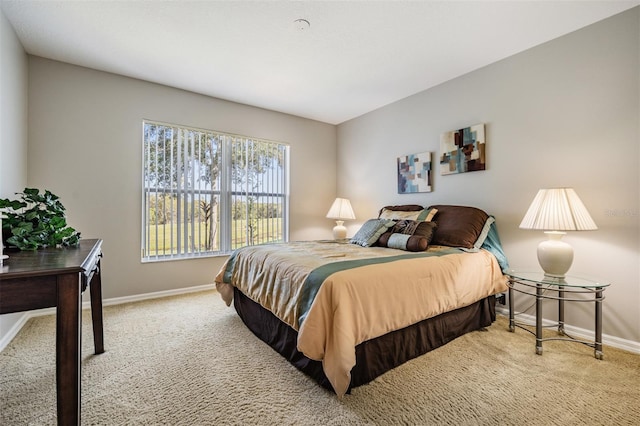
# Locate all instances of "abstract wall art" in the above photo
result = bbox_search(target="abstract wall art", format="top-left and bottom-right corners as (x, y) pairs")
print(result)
(397, 151), (432, 194)
(440, 123), (486, 175)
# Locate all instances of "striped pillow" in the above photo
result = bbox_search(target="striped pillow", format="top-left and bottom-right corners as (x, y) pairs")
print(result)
(377, 232), (429, 252)
(379, 207), (437, 222)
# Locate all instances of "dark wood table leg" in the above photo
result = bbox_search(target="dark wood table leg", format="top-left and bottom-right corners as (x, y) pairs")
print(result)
(56, 272), (82, 425)
(89, 258), (105, 354)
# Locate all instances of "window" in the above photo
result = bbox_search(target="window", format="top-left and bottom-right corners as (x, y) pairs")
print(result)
(142, 120), (289, 261)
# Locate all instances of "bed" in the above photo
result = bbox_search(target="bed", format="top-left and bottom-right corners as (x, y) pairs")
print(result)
(215, 204), (509, 397)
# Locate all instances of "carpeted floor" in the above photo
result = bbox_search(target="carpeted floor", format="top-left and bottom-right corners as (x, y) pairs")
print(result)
(1, 289), (639, 425)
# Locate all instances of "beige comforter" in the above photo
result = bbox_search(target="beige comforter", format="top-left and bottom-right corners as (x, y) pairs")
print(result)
(215, 241), (507, 397)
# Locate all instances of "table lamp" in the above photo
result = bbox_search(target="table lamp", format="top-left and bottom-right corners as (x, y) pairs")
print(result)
(519, 188), (597, 277)
(326, 198), (355, 239)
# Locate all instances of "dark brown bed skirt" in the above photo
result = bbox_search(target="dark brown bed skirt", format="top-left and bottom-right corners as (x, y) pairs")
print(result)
(233, 287), (497, 394)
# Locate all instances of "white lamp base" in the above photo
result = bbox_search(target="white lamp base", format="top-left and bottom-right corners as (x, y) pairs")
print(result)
(537, 231), (574, 278)
(332, 220), (347, 239)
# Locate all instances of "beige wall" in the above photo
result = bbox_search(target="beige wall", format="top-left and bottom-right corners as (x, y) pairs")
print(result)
(337, 8), (640, 344)
(26, 57), (337, 300)
(0, 8), (28, 339)
(0, 9), (27, 199)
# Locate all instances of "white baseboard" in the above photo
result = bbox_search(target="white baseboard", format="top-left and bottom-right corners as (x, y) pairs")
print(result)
(0, 313), (33, 353)
(0, 284), (215, 352)
(100, 283), (215, 307)
(496, 306), (640, 355)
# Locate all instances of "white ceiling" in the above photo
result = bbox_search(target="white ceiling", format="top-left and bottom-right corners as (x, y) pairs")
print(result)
(2, 1), (638, 124)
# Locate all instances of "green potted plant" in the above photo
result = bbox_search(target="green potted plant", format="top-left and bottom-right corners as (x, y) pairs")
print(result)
(0, 188), (81, 250)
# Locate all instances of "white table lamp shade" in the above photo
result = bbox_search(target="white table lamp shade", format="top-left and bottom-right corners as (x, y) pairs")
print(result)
(519, 188), (597, 231)
(326, 198), (355, 239)
(519, 188), (596, 277)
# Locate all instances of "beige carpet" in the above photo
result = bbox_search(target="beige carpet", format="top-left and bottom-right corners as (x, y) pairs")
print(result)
(1, 289), (639, 425)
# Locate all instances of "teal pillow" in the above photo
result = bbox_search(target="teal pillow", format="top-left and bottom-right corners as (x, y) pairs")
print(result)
(350, 219), (395, 247)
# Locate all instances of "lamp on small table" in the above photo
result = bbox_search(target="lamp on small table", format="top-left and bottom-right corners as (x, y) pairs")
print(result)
(326, 198), (356, 240)
(519, 188), (597, 278)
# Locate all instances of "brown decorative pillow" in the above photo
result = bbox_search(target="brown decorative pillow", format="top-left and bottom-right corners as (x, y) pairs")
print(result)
(428, 205), (490, 249)
(391, 220), (437, 241)
(378, 232), (429, 252)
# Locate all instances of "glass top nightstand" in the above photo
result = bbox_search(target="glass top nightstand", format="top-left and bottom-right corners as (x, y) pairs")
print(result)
(506, 270), (609, 289)
(505, 270), (610, 360)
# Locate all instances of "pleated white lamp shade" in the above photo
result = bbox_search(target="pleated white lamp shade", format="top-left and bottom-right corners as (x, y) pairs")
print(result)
(519, 188), (596, 277)
(519, 188), (597, 231)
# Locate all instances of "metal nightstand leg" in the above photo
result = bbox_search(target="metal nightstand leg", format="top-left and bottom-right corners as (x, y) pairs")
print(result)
(536, 282), (543, 355)
(508, 284), (515, 332)
(558, 285), (565, 335)
(595, 287), (604, 360)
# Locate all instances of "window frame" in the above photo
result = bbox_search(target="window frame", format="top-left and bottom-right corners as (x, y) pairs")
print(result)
(141, 120), (290, 262)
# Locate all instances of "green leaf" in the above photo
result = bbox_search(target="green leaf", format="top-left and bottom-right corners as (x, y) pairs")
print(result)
(50, 216), (66, 228)
(45, 190), (60, 202)
(24, 211), (39, 221)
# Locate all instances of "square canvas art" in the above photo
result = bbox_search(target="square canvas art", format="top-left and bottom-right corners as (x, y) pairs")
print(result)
(397, 151), (432, 194)
(440, 124), (486, 175)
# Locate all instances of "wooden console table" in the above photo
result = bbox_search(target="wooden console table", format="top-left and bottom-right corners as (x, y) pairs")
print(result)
(0, 238), (104, 425)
